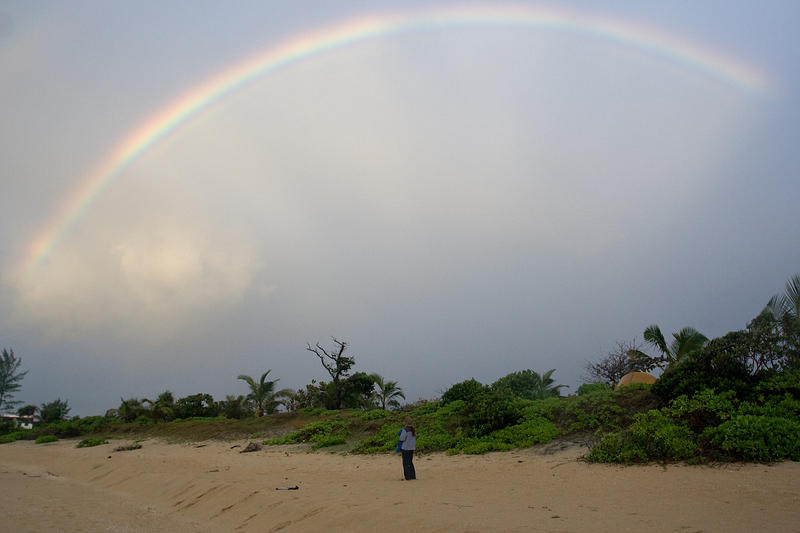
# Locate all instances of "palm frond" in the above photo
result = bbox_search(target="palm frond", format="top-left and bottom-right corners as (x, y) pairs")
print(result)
(643, 324), (669, 357)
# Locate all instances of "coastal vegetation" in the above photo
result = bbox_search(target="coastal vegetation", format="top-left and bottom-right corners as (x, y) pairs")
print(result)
(1, 273), (799, 463)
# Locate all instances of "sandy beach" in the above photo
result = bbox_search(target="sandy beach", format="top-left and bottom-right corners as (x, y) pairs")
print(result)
(1, 438), (798, 533)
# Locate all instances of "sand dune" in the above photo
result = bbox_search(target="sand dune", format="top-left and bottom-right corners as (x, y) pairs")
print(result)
(1, 438), (798, 533)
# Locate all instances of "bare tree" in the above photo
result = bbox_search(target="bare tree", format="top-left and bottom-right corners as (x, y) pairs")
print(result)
(584, 338), (650, 386)
(306, 338), (355, 409)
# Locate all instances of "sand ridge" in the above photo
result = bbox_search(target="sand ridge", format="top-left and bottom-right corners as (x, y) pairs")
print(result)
(1, 438), (798, 532)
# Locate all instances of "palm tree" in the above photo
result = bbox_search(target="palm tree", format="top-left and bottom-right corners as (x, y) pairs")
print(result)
(143, 390), (175, 423)
(531, 369), (567, 399)
(766, 273), (800, 322)
(765, 273), (800, 366)
(370, 374), (405, 410)
(629, 324), (708, 370)
(117, 397), (145, 422)
(237, 370), (292, 416)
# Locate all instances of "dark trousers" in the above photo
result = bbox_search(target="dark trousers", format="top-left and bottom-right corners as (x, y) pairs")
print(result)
(401, 449), (416, 480)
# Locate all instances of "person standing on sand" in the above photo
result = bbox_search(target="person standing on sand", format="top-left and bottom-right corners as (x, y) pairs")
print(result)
(399, 416), (416, 480)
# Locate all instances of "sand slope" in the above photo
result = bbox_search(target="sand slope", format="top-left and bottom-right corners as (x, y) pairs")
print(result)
(2, 438), (798, 533)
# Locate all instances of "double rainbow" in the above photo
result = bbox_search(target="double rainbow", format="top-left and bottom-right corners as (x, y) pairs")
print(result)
(20, 4), (770, 274)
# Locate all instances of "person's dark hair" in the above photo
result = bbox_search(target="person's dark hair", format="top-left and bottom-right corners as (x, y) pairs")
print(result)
(404, 416), (415, 436)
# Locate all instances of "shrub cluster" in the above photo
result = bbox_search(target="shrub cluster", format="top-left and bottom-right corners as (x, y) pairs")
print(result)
(264, 420), (350, 449)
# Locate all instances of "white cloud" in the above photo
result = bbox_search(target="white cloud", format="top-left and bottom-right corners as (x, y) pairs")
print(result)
(8, 219), (265, 340)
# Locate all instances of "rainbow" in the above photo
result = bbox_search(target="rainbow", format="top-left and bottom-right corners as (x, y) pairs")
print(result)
(19, 4), (770, 274)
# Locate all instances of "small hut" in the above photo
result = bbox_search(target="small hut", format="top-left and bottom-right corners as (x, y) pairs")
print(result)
(616, 371), (657, 389)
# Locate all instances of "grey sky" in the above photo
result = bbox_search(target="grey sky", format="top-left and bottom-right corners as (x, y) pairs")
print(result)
(1, 1), (799, 416)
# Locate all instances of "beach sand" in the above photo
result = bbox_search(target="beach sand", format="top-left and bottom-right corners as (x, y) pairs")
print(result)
(1, 438), (798, 533)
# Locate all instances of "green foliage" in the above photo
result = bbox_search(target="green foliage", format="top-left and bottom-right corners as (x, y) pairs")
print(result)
(0, 431), (27, 444)
(17, 404), (37, 417)
(0, 348), (28, 411)
(577, 382), (612, 395)
(441, 378), (486, 405)
(144, 391), (176, 422)
(351, 421), (404, 454)
(175, 393), (218, 419)
(664, 389), (737, 432)
(76, 437), (108, 448)
(486, 418), (560, 448)
(219, 394), (252, 419)
(340, 372), (377, 409)
(118, 398), (146, 422)
(547, 385), (657, 435)
(703, 415), (800, 461)
(652, 333), (753, 401)
(134, 415), (154, 426)
(629, 325), (708, 372)
(491, 369), (566, 400)
(306, 338), (356, 409)
(0, 419), (14, 435)
(370, 374), (405, 410)
(39, 398), (70, 424)
(466, 389), (521, 436)
(356, 409), (389, 421)
(32, 415), (115, 439)
(265, 420), (350, 448)
(587, 410), (696, 463)
(237, 371), (285, 416)
(35, 435), (58, 444)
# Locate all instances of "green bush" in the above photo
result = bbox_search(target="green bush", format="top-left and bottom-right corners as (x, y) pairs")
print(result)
(351, 422), (402, 454)
(577, 382), (612, 396)
(704, 415), (800, 462)
(0, 431), (27, 444)
(441, 379), (486, 405)
(35, 435), (58, 444)
(76, 438), (108, 448)
(356, 409), (389, 421)
(587, 410), (696, 463)
(652, 333), (754, 402)
(466, 389), (521, 436)
(486, 417), (560, 448)
(265, 420), (349, 447)
(414, 420), (457, 452)
(548, 387), (653, 434)
(587, 431), (646, 463)
(311, 435), (347, 449)
(664, 389), (737, 432)
(134, 415), (154, 426)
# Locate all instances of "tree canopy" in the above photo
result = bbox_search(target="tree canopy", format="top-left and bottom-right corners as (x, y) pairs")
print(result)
(0, 348), (28, 412)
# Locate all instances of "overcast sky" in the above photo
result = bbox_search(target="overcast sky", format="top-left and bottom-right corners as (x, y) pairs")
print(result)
(1, 1), (799, 416)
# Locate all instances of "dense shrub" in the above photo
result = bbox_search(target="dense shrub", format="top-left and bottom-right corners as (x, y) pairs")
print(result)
(441, 379), (486, 405)
(485, 417), (560, 448)
(0, 431), (27, 444)
(265, 420), (349, 448)
(491, 369), (566, 400)
(577, 382), (612, 396)
(175, 393), (218, 419)
(587, 410), (696, 463)
(35, 435), (58, 444)
(704, 415), (800, 462)
(547, 385), (657, 435)
(32, 416), (116, 439)
(466, 389), (521, 436)
(664, 389), (737, 432)
(0, 419), (16, 436)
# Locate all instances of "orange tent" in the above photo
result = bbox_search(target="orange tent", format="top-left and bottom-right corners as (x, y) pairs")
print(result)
(616, 371), (657, 388)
